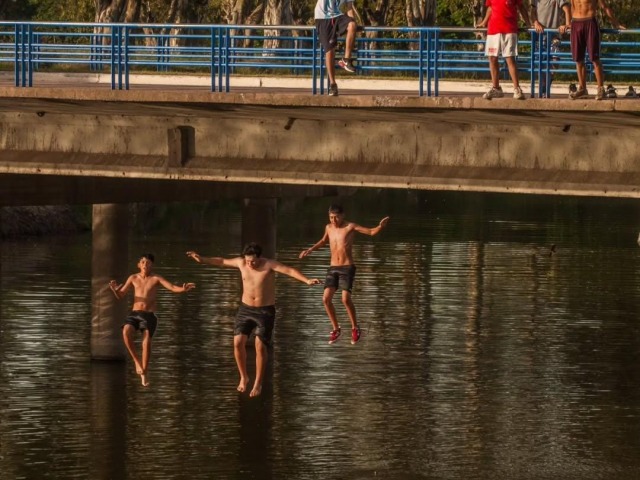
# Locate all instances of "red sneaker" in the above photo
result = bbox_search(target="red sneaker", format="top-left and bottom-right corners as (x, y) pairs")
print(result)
(328, 328), (341, 344)
(351, 327), (361, 344)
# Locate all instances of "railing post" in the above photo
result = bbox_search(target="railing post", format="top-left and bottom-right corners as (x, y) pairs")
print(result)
(110, 27), (116, 90)
(433, 29), (440, 97)
(14, 23), (20, 87)
(418, 30), (424, 97)
(124, 26), (130, 90)
(530, 30), (537, 97)
(426, 29), (432, 97)
(210, 27), (216, 92)
(312, 29), (318, 94)
(225, 28), (230, 92)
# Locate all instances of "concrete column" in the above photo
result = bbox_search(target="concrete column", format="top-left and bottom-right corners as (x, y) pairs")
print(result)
(241, 198), (277, 259)
(91, 204), (129, 360)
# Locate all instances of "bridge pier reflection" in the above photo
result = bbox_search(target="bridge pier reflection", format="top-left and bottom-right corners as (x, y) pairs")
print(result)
(91, 203), (128, 360)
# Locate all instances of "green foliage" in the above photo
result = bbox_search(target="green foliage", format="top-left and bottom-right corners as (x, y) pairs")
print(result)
(31, 0), (93, 22)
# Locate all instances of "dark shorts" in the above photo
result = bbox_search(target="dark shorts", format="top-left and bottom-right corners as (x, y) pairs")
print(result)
(123, 310), (158, 338)
(571, 17), (600, 63)
(315, 16), (355, 52)
(234, 303), (276, 345)
(324, 265), (356, 292)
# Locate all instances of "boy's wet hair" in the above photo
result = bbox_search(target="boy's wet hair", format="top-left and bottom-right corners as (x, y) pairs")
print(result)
(140, 253), (155, 263)
(328, 204), (344, 214)
(242, 243), (262, 258)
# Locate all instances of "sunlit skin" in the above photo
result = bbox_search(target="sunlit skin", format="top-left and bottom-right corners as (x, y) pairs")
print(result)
(299, 210), (389, 333)
(186, 250), (319, 397)
(109, 256), (195, 387)
(569, 0), (625, 92)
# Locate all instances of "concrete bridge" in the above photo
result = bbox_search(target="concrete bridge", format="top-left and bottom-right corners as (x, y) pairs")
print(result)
(2, 86), (640, 205)
(2, 85), (639, 361)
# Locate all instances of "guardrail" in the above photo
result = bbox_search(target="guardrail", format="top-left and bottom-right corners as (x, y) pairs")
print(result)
(1, 22), (638, 97)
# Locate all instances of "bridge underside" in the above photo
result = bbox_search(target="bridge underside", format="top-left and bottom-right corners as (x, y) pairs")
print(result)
(1, 89), (640, 203)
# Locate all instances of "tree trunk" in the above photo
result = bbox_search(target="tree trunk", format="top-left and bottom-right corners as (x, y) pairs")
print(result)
(363, 0), (394, 52)
(404, 0), (436, 27)
(263, 0), (293, 52)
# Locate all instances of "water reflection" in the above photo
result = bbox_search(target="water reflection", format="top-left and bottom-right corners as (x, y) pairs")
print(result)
(3, 191), (640, 479)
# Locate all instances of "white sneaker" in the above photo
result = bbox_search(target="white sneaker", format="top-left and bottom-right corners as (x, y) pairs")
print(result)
(482, 86), (504, 99)
(513, 87), (525, 100)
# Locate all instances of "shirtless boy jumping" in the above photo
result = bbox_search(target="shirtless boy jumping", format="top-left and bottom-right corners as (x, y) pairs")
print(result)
(186, 243), (320, 397)
(569, 0), (625, 100)
(299, 205), (389, 345)
(109, 253), (196, 387)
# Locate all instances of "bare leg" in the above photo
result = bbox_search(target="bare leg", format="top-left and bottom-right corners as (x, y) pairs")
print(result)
(592, 59), (604, 88)
(488, 56), (500, 88)
(344, 22), (356, 59)
(322, 287), (340, 331)
(234, 334), (250, 393)
(505, 56), (520, 89)
(122, 325), (143, 376)
(576, 61), (587, 90)
(342, 290), (358, 329)
(140, 330), (151, 387)
(250, 337), (268, 397)
(325, 49), (336, 85)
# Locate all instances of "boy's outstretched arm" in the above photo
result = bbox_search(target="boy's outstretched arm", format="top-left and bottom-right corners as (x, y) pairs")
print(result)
(271, 262), (321, 285)
(186, 251), (241, 268)
(108, 276), (133, 300)
(599, 0), (625, 29)
(157, 276), (196, 293)
(353, 216), (390, 236)
(299, 229), (329, 259)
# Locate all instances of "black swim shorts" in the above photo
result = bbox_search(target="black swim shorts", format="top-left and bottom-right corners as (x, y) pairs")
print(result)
(123, 310), (158, 338)
(324, 265), (356, 292)
(234, 303), (276, 345)
(315, 15), (355, 52)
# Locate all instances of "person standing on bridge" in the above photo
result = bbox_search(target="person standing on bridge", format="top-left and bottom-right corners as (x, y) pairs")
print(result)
(531, 0), (572, 97)
(299, 205), (389, 345)
(477, 0), (532, 100)
(186, 243), (320, 397)
(109, 253), (196, 387)
(314, 0), (359, 96)
(568, 0), (625, 100)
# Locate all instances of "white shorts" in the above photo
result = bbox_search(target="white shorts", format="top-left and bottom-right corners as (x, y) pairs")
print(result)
(485, 33), (518, 58)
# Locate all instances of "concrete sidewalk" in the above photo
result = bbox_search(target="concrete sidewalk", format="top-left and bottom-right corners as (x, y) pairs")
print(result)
(1, 71), (592, 97)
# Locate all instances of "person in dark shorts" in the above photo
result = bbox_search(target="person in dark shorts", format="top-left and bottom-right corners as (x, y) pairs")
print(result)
(109, 253), (195, 387)
(186, 243), (320, 397)
(314, 0), (359, 96)
(568, 0), (625, 100)
(300, 205), (389, 345)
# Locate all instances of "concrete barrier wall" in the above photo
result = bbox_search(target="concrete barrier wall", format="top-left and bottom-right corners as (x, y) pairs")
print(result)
(1, 89), (640, 199)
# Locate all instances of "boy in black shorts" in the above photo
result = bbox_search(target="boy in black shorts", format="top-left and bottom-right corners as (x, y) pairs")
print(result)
(314, 0), (359, 96)
(187, 244), (320, 397)
(109, 253), (195, 386)
(299, 205), (389, 345)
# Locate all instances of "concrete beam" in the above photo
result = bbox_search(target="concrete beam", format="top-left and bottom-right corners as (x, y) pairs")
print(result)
(1, 90), (640, 198)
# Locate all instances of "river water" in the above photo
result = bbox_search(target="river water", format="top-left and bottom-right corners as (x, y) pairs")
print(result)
(2, 190), (640, 479)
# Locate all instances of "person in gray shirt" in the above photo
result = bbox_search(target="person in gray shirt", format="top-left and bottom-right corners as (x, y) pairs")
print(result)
(531, 0), (572, 97)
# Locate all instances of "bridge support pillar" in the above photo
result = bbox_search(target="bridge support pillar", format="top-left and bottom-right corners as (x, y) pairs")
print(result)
(91, 204), (129, 360)
(241, 198), (277, 259)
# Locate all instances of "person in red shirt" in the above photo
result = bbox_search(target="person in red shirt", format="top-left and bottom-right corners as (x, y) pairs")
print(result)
(477, 0), (532, 99)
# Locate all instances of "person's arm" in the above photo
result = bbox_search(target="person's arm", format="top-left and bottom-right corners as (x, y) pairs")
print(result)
(299, 228), (329, 259)
(108, 275), (133, 300)
(271, 261), (321, 286)
(476, 6), (492, 28)
(518, 2), (532, 29)
(559, 3), (571, 34)
(353, 216), (390, 236)
(531, 2), (544, 33)
(156, 276), (196, 293)
(599, 0), (625, 29)
(186, 251), (241, 268)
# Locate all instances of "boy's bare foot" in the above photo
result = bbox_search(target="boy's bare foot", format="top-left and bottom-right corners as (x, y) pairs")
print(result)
(237, 377), (249, 393)
(135, 363), (144, 375)
(141, 372), (150, 387)
(249, 383), (262, 397)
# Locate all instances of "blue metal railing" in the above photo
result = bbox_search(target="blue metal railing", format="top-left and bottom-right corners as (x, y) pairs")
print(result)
(1, 22), (639, 96)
